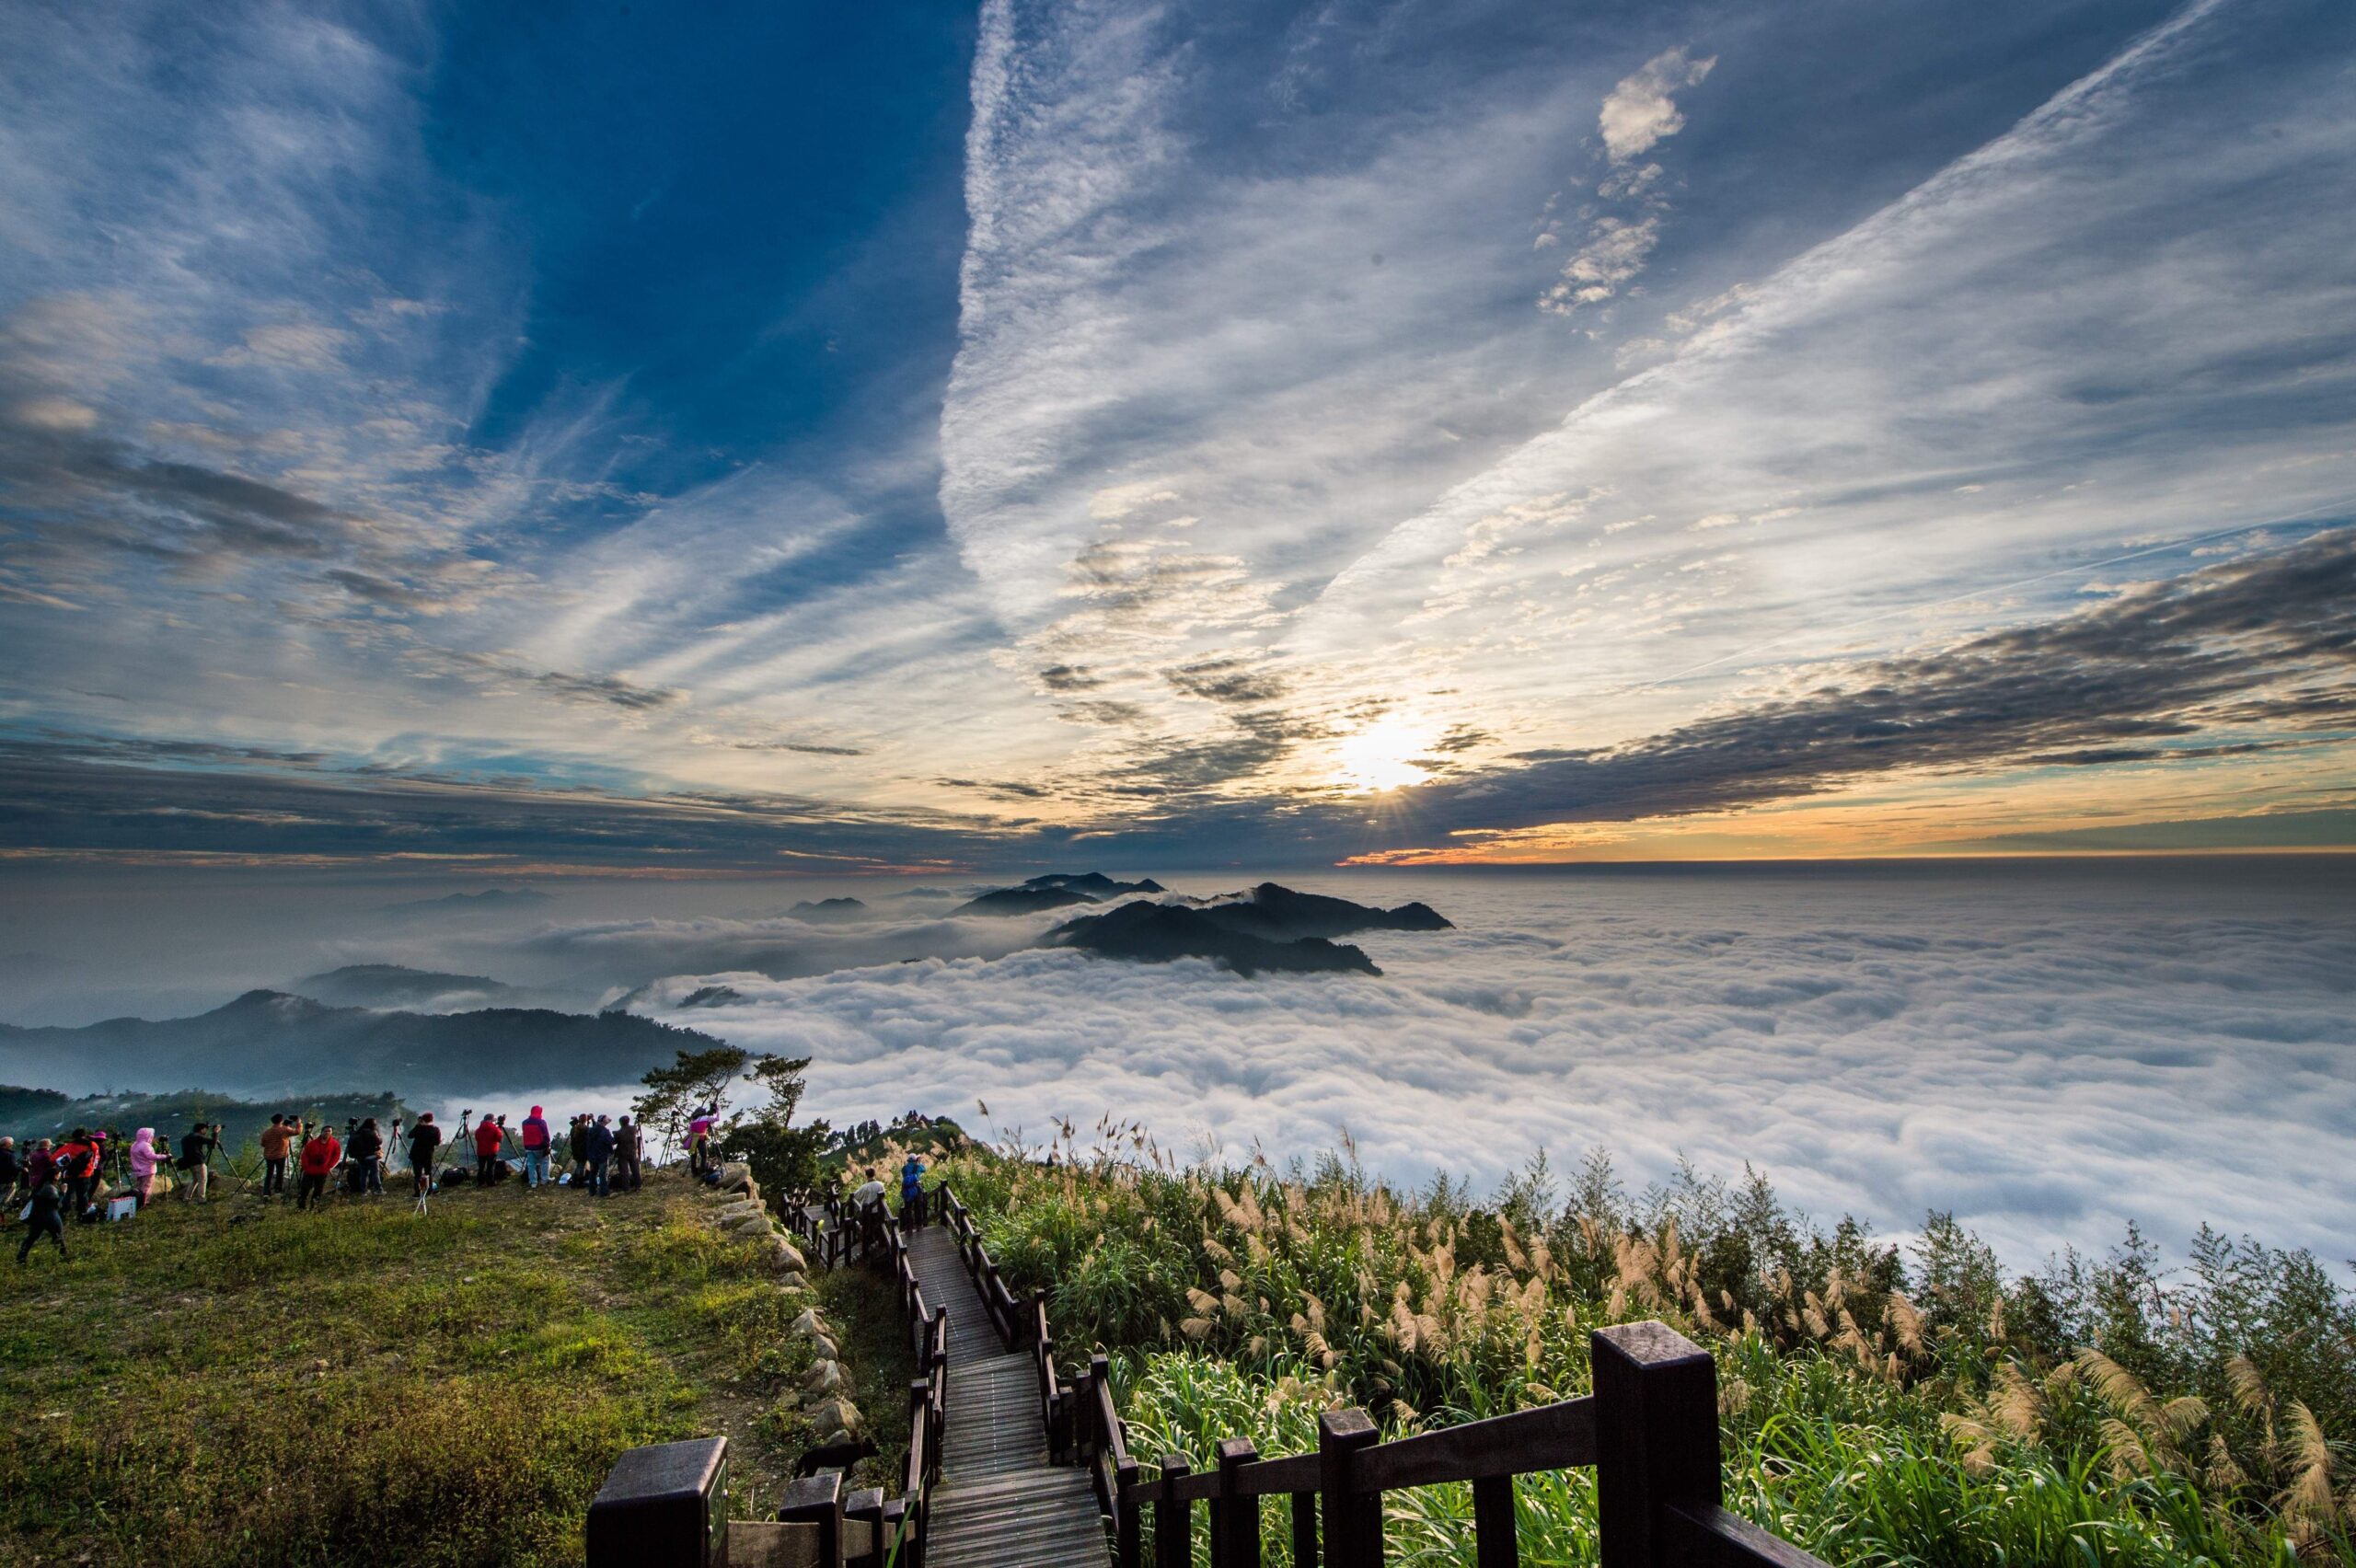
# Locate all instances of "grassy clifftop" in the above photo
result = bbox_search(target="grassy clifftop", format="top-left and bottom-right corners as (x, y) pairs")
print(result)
(0, 1170), (903, 1568)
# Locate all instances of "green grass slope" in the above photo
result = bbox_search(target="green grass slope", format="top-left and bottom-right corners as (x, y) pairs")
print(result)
(0, 1170), (905, 1568)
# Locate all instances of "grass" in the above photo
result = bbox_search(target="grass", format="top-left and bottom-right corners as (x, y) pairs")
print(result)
(0, 1170), (835, 1568)
(907, 1132), (2356, 1568)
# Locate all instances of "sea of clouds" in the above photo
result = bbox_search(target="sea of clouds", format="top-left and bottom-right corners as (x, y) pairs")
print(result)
(6, 862), (2347, 1272)
(575, 863), (2356, 1273)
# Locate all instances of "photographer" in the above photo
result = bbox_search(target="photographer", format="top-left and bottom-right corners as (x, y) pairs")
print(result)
(257, 1114), (297, 1199)
(347, 1118), (385, 1196)
(407, 1113), (442, 1196)
(177, 1121), (220, 1203)
(471, 1113), (504, 1187)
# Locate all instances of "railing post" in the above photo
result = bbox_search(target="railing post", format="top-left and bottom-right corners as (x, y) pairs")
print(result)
(1592, 1321), (1721, 1568)
(778, 1471), (844, 1568)
(1213, 1436), (1260, 1568)
(1318, 1409), (1380, 1568)
(1290, 1492), (1318, 1568)
(1117, 1458), (1143, 1568)
(1155, 1455), (1193, 1568)
(1472, 1476), (1517, 1568)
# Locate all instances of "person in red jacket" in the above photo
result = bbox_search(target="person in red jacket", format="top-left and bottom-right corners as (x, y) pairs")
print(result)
(472, 1114), (505, 1187)
(295, 1124), (341, 1211)
(53, 1130), (101, 1222)
(517, 1105), (551, 1190)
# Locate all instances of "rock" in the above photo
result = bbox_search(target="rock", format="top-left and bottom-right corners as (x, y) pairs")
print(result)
(820, 1428), (852, 1450)
(811, 1332), (840, 1361)
(803, 1359), (846, 1397)
(805, 1395), (861, 1438)
(791, 1308), (828, 1338)
(773, 1237), (807, 1273)
(777, 1271), (810, 1293)
(717, 1161), (753, 1192)
(722, 1211), (771, 1237)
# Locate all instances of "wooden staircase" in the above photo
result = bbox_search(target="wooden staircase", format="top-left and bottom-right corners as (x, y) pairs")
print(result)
(907, 1225), (1109, 1567)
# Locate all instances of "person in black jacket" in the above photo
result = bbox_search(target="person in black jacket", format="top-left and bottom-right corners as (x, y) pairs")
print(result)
(0, 1137), (21, 1210)
(406, 1113), (443, 1196)
(17, 1181), (66, 1264)
(348, 1118), (385, 1195)
(177, 1122), (220, 1203)
(582, 1115), (617, 1197)
(612, 1117), (641, 1192)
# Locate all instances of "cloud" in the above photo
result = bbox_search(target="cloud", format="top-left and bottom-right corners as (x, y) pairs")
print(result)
(616, 862), (2356, 1271)
(1539, 213), (1660, 316)
(1599, 47), (1716, 164)
(206, 322), (353, 370)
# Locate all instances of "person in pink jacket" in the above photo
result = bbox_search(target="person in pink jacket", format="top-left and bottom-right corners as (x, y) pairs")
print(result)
(127, 1126), (163, 1209)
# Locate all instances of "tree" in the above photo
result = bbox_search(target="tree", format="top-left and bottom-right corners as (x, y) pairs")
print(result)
(634, 1045), (750, 1159)
(719, 1053), (828, 1197)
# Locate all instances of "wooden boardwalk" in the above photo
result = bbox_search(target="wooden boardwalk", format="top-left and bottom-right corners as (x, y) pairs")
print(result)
(905, 1225), (1108, 1568)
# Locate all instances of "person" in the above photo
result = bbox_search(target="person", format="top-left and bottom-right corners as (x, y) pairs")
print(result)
(177, 1122), (219, 1203)
(407, 1113), (442, 1195)
(22, 1138), (55, 1198)
(296, 1122), (341, 1210)
(257, 1114), (297, 1198)
(16, 1179), (65, 1264)
(518, 1105), (551, 1190)
(0, 1136), (21, 1210)
(472, 1113), (504, 1186)
(125, 1124), (162, 1205)
(55, 1129), (100, 1222)
(582, 1114), (616, 1197)
(349, 1118), (385, 1195)
(613, 1116), (641, 1192)
(688, 1107), (715, 1176)
(900, 1152), (927, 1227)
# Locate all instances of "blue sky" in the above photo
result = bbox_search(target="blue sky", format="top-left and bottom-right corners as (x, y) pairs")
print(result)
(0, 0), (2350, 874)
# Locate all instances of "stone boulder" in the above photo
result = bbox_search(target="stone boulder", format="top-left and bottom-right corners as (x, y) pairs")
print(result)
(803, 1359), (846, 1398)
(717, 1161), (754, 1193)
(805, 1395), (861, 1439)
(791, 1307), (829, 1339)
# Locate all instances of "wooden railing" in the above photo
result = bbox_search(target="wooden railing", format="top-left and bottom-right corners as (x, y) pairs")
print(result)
(780, 1187), (951, 1566)
(1076, 1320), (1831, 1568)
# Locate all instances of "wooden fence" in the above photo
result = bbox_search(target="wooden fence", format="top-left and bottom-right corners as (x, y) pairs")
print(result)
(663, 1182), (1836, 1568)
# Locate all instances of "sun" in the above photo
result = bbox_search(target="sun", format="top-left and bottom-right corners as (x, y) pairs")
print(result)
(1333, 717), (1434, 794)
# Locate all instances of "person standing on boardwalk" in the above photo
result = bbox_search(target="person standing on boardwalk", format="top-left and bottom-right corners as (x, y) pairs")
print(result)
(296, 1122), (341, 1210)
(16, 1180), (65, 1264)
(900, 1153), (926, 1227)
(518, 1106), (551, 1190)
(178, 1122), (219, 1203)
(613, 1116), (641, 1192)
(257, 1114), (297, 1198)
(407, 1113), (442, 1195)
(472, 1113), (504, 1186)
(127, 1128), (163, 1209)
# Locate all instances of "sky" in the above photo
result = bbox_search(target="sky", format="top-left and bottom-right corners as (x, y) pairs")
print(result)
(2, 0), (2352, 876)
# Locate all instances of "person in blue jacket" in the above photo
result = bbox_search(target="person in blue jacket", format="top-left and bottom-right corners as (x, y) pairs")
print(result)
(899, 1153), (926, 1227)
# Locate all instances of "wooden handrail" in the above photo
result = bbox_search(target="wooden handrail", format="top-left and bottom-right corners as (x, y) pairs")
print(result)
(1097, 1320), (1831, 1568)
